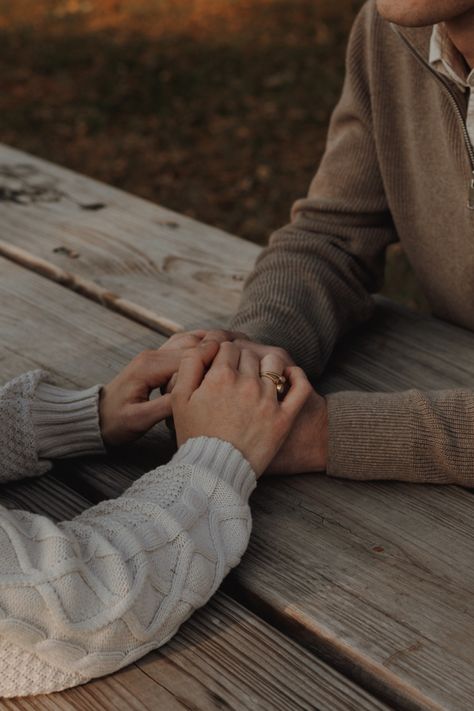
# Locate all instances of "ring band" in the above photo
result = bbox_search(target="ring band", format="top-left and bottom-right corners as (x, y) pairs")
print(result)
(260, 371), (287, 397)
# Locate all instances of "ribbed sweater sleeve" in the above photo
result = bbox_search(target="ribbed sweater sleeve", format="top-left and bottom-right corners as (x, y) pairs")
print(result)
(230, 2), (396, 377)
(327, 389), (474, 485)
(0, 435), (256, 697)
(0, 370), (105, 484)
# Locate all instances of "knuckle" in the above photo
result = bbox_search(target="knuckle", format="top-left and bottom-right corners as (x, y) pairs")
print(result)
(206, 329), (226, 340)
(185, 335), (202, 347)
(166, 331), (200, 347)
(134, 349), (154, 364)
(274, 346), (290, 360)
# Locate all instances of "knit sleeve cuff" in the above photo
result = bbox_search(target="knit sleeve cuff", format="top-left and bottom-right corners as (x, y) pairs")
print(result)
(326, 390), (418, 482)
(171, 437), (257, 501)
(31, 382), (106, 460)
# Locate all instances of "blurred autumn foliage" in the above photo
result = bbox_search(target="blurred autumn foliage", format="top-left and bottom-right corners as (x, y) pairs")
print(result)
(0, 0), (427, 310)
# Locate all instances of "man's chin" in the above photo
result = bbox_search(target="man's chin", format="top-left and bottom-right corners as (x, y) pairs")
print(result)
(376, 0), (474, 27)
(375, 2), (439, 27)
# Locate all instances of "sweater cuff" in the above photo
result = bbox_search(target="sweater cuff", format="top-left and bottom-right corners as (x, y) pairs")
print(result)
(31, 382), (106, 460)
(326, 390), (417, 482)
(171, 437), (257, 501)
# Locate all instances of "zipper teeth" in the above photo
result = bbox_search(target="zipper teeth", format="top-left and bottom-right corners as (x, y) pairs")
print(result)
(394, 27), (474, 170)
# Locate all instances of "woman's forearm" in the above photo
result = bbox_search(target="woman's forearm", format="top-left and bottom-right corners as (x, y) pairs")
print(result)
(0, 436), (255, 697)
(0, 370), (105, 484)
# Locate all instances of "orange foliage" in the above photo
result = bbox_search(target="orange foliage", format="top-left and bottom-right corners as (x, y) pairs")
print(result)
(0, 0), (354, 41)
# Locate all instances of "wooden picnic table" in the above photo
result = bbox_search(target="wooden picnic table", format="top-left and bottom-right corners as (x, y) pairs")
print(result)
(0, 143), (473, 711)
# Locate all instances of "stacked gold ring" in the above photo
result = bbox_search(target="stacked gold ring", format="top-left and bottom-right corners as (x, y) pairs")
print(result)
(260, 371), (287, 397)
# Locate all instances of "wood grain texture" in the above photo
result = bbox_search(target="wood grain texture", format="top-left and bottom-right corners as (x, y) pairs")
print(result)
(229, 298), (474, 711)
(320, 296), (474, 395)
(1, 257), (473, 710)
(0, 258), (388, 711)
(3, 147), (474, 709)
(0, 143), (260, 333)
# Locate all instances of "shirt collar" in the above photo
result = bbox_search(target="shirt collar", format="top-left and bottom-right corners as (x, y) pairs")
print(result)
(429, 23), (473, 92)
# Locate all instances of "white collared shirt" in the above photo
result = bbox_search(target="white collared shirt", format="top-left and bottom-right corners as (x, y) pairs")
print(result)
(430, 23), (474, 146)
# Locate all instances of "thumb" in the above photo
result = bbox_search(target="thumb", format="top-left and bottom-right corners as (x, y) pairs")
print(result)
(130, 392), (172, 432)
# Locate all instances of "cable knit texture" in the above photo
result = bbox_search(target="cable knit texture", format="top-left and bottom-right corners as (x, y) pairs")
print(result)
(0, 371), (256, 697)
(231, 1), (474, 484)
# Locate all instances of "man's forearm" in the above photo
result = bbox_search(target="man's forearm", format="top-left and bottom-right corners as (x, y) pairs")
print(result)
(231, 4), (397, 378)
(326, 388), (474, 485)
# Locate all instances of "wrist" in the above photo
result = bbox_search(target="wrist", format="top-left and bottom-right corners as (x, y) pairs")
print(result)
(302, 394), (328, 472)
(98, 384), (114, 447)
(316, 397), (328, 471)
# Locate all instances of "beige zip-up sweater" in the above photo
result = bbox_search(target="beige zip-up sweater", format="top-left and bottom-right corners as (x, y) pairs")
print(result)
(231, 1), (474, 485)
(0, 370), (255, 697)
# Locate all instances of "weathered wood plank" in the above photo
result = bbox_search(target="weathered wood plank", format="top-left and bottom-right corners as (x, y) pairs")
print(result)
(231, 476), (474, 711)
(135, 594), (392, 711)
(3, 154), (474, 708)
(13, 275), (474, 711)
(2, 257), (474, 711)
(320, 296), (474, 394)
(4, 145), (474, 708)
(0, 143), (259, 333)
(227, 301), (474, 711)
(0, 258), (388, 711)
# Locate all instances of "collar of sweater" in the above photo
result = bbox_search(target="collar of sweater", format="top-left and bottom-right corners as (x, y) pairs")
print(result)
(392, 21), (472, 78)
(389, 22), (468, 103)
(390, 23), (431, 62)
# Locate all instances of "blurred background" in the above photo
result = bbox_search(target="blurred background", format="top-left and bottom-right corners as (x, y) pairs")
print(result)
(0, 0), (427, 310)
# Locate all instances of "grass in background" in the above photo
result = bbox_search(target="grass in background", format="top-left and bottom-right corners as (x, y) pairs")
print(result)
(0, 0), (428, 311)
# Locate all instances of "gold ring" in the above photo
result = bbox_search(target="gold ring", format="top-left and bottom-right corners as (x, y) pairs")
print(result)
(260, 371), (287, 397)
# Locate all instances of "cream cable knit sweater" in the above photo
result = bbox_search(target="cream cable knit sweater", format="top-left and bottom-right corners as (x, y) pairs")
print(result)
(0, 370), (256, 697)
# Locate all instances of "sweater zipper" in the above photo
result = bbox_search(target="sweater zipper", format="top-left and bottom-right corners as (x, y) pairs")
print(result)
(393, 27), (474, 210)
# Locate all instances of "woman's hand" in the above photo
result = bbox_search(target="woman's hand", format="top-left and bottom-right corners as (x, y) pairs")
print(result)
(171, 341), (312, 476)
(99, 343), (219, 447)
(160, 329), (249, 395)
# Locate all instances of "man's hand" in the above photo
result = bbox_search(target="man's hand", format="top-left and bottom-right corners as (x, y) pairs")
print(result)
(161, 329), (249, 354)
(266, 387), (328, 475)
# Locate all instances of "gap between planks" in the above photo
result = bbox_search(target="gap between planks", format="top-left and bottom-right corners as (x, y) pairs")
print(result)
(223, 580), (443, 711)
(0, 238), (183, 337)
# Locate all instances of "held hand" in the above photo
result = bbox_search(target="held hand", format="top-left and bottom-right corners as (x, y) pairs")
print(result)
(266, 388), (328, 475)
(231, 340), (295, 369)
(162, 329), (250, 394)
(99, 342), (220, 447)
(161, 329), (249, 354)
(164, 335), (293, 396)
(171, 341), (312, 476)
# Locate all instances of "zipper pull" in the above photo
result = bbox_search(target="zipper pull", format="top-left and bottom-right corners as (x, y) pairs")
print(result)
(469, 172), (474, 210)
